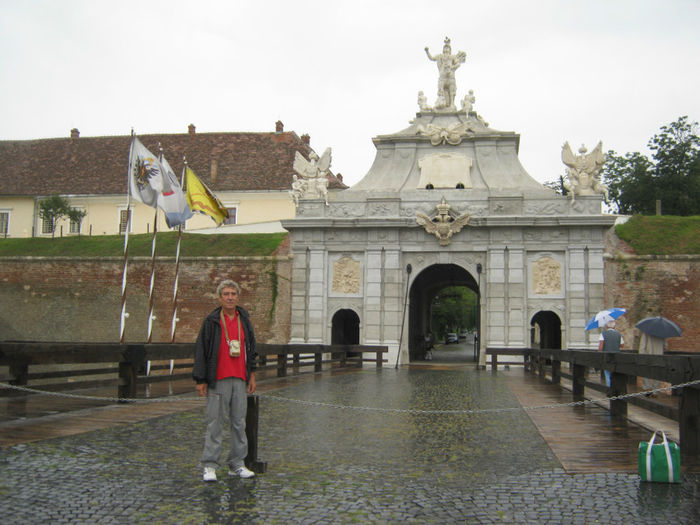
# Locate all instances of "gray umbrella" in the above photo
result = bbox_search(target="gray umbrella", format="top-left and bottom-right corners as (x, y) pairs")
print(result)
(635, 317), (683, 338)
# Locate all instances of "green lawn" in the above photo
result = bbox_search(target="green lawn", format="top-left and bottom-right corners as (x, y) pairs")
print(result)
(615, 215), (700, 255)
(0, 232), (287, 257)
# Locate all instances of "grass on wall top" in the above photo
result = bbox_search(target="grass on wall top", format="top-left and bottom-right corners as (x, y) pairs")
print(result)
(615, 215), (700, 255)
(0, 232), (288, 257)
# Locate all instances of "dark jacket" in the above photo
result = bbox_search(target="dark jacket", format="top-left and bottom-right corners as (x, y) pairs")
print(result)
(600, 329), (622, 353)
(193, 305), (257, 387)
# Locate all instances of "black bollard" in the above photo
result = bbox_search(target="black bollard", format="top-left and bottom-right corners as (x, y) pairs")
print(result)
(245, 394), (267, 473)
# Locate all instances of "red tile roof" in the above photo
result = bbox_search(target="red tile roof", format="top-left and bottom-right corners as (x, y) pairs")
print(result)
(0, 129), (346, 196)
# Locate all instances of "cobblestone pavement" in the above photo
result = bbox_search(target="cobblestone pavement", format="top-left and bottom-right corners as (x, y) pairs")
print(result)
(1, 368), (699, 524)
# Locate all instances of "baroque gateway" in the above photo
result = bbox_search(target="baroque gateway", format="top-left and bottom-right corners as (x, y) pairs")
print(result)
(282, 39), (615, 366)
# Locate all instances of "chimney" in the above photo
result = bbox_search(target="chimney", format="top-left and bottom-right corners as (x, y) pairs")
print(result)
(301, 134), (310, 145)
(188, 123), (196, 135)
(275, 120), (284, 133)
(70, 128), (80, 139)
(210, 159), (218, 182)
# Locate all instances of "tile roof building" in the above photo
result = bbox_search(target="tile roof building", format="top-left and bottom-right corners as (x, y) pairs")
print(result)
(0, 122), (346, 237)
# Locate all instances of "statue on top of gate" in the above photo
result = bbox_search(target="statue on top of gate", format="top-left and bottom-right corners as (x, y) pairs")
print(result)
(291, 147), (332, 206)
(424, 37), (467, 112)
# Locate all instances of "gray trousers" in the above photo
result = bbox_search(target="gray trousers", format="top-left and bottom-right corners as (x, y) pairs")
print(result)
(200, 377), (248, 469)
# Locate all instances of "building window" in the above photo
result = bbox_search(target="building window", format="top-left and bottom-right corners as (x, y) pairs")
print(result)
(41, 215), (54, 235)
(223, 206), (237, 225)
(0, 211), (9, 237)
(119, 209), (132, 234)
(69, 208), (85, 234)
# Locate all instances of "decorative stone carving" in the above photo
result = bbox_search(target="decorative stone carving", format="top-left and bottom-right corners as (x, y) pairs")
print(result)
(460, 90), (475, 113)
(424, 37), (466, 111)
(417, 122), (476, 146)
(561, 141), (609, 202)
(532, 256), (562, 295)
(332, 256), (361, 294)
(416, 197), (470, 246)
(292, 147), (332, 205)
(417, 91), (432, 112)
(417, 153), (472, 189)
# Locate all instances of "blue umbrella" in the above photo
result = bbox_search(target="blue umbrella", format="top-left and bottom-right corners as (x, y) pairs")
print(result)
(635, 317), (682, 338)
(585, 308), (626, 331)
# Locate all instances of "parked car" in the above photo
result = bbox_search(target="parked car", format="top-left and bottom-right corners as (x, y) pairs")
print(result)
(445, 333), (458, 344)
(458, 330), (469, 340)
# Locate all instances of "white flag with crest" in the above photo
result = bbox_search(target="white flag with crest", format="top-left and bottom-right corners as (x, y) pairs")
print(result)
(128, 137), (163, 208)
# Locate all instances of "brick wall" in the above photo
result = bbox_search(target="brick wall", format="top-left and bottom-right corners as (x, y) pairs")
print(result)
(604, 232), (700, 352)
(0, 255), (292, 344)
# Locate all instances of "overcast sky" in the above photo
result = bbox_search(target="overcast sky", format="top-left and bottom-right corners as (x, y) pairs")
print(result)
(1, 0), (698, 187)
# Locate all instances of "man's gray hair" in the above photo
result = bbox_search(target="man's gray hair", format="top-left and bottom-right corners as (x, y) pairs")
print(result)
(217, 280), (241, 296)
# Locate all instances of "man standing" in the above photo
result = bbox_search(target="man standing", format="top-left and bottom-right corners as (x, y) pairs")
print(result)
(598, 320), (624, 387)
(193, 280), (257, 481)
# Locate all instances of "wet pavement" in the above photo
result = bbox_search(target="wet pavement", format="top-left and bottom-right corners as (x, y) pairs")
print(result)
(2, 363), (700, 524)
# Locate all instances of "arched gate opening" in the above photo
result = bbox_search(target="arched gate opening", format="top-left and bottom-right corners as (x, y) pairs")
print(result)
(407, 264), (479, 362)
(530, 311), (562, 349)
(331, 309), (360, 345)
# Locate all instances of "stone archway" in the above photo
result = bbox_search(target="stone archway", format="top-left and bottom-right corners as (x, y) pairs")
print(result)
(407, 264), (479, 361)
(530, 311), (562, 350)
(331, 308), (360, 345)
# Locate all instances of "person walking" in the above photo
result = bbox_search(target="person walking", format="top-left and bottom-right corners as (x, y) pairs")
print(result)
(193, 279), (258, 482)
(598, 320), (624, 387)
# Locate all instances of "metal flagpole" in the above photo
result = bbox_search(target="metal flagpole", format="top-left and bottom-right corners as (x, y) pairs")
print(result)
(167, 156), (187, 374)
(144, 143), (162, 376)
(120, 131), (135, 344)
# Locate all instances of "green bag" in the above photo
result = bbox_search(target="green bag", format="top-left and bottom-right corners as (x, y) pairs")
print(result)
(638, 431), (680, 483)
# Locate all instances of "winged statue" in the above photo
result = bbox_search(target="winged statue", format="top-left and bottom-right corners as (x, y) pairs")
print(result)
(291, 147), (332, 205)
(416, 198), (470, 246)
(561, 141), (608, 202)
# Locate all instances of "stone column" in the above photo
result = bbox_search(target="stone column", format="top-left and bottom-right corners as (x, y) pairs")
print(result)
(507, 247), (526, 347)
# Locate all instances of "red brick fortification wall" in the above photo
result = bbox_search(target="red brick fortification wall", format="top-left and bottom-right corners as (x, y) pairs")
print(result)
(604, 231), (700, 352)
(0, 255), (292, 344)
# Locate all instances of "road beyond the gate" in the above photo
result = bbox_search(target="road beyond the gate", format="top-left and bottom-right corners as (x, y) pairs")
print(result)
(1, 364), (699, 524)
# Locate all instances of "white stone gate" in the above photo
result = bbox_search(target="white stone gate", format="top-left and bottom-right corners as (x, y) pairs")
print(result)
(282, 40), (615, 366)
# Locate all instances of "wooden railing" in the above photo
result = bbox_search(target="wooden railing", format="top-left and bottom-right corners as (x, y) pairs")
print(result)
(486, 346), (700, 457)
(0, 342), (388, 399)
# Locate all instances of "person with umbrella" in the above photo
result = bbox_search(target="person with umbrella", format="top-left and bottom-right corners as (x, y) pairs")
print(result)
(635, 316), (683, 393)
(598, 320), (625, 388)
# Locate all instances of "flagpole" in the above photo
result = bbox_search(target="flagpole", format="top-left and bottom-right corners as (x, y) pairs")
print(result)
(145, 143), (163, 348)
(120, 131), (135, 344)
(170, 158), (186, 345)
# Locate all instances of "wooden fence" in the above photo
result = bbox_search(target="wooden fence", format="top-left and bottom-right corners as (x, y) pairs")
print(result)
(0, 342), (388, 399)
(487, 346), (700, 458)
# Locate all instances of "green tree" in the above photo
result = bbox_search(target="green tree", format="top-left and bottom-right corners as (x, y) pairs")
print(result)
(601, 116), (700, 215)
(39, 195), (85, 238)
(431, 286), (478, 338)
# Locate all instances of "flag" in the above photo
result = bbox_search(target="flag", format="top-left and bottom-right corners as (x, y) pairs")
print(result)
(184, 166), (229, 226)
(128, 137), (163, 208)
(158, 155), (193, 228)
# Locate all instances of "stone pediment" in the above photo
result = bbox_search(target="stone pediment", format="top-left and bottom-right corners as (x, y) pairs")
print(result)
(417, 153), (472, 189)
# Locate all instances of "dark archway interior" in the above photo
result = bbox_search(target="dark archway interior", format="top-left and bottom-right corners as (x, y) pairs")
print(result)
(531, 310), (562, 349)
(407, 264), (479, 361)
(331, 309), (360, 345)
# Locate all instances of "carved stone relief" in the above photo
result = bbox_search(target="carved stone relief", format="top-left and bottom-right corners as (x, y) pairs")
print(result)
(332, 256), (361, 295)
(532, 256), (562, 295)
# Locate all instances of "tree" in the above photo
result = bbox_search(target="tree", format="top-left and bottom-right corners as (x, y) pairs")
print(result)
(430, 286), (478, 338)
(38, 195), (85, 238)
(543, 174), (569, 197)
(601, 116), (700, 215)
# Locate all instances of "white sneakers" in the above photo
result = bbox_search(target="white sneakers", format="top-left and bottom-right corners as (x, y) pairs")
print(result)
(229, 466), (255, 479)
(202, 466), (217, 482)
(203, 465), (255, 481)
